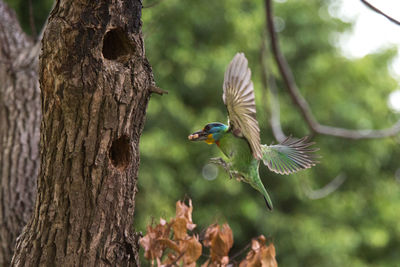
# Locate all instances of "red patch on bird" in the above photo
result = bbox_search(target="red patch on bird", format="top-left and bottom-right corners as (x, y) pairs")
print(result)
(216, 140), (220, 147)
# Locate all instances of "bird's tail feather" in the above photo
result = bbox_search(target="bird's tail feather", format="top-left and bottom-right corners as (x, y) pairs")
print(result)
(264, 195), (273, 211)
(250, 175), (273, 211)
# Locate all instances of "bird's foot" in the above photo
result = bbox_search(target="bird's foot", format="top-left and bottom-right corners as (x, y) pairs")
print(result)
(209, 157), (229, 168)
(209, 157), (234, 179)
(232, 172), (245, 182)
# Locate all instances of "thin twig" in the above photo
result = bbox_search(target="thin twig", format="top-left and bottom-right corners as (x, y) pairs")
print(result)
(165, 251), (185, 267)
(264, 0), (400, 140)
(360, 0), (400, 26)
(143, 0), (166, 9)
(229, 243), (251, 264)
(302, 173), (347, 200)
(28, 0), (37, 38)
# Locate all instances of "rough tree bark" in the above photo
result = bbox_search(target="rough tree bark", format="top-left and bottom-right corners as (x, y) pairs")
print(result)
(11, 0), (154, 265)
(0, 1), (40, 265)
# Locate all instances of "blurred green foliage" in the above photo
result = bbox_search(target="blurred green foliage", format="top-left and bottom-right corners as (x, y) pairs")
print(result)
(7, 0), (400, 265)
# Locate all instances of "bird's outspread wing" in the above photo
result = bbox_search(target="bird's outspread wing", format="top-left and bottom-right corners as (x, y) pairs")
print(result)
(262, 136), (319, 175)
(223, 53), (262, 159)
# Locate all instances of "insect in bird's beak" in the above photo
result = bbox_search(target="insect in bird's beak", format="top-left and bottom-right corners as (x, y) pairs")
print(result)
(188, 130), (208, 141)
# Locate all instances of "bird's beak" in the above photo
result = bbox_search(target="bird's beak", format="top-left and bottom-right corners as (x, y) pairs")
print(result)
(188, 130), (208, 141)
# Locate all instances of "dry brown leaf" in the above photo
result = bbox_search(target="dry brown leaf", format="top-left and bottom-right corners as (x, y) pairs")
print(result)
(221, 256), (230, 265)
(203, 223), (233, 265)
(203, 224), (218, 247)
(260, 243), (277, 267)
(239, 250), (258, 267)
(239, 236), (277, 267)
(140, 200), (278, 267)
(172, 217), (188, 240)
(157, 238), (180, 253)
(181, 235), (202, 265)
(139, 218), (171, 260)
(161, 251), (180, 266)
(160, 236), (202, 266)
(251, 238), (261, 251)
(176, 199), (196, 231)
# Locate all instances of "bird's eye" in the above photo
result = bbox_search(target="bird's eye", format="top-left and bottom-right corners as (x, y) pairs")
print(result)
(204, 125), (210, 132)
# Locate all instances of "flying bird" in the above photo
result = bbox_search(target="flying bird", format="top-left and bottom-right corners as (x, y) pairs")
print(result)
(188, 53), (319, 210)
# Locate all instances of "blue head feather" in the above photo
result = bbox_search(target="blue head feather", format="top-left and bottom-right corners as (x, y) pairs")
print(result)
(204, 122), (228, 141)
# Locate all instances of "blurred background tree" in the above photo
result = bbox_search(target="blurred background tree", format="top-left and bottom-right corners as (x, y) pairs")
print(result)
(5, 0), (400, 266)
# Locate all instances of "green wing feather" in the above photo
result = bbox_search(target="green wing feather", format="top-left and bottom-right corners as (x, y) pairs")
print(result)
(262, 136), (319, 175)
(223, 53), (262, 160)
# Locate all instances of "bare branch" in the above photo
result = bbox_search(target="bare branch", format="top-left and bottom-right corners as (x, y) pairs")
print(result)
(360, 0), (400, 26)
(302, 173), (347, 200)
(259, 36), (287, 143)
(149, 85), (168, 95)
(264, 0), (400, 140)
(260, 35), (346, 198)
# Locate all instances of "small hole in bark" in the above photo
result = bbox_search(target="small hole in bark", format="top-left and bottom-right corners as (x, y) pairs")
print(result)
(102, 28), (134, 63)
(109, 135), (131, 170)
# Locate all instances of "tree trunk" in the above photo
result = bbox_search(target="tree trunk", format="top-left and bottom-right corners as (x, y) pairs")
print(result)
(0, 1), (40, 266)
(11, 0), (153, 265)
